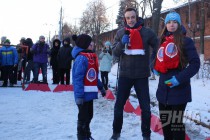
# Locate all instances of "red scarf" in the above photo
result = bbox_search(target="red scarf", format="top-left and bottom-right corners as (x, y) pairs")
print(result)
(80, 52), (99, 92)
(154, 35), (180, 73)
(125, 26), (144, 55)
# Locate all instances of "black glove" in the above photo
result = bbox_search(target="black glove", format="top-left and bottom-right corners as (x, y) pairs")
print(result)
(103, 50), (107, 53)
(100, 88), (106, 97)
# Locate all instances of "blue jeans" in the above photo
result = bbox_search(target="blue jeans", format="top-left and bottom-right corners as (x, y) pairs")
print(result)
(112, 77), (151, 137)
(33, 62), (47, 83)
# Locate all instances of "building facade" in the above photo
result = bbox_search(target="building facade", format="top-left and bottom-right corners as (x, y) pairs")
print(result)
(98, 1), (210, 60)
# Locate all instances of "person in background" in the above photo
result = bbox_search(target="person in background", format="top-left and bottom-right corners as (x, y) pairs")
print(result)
(0, 39), (18, 87)
(50, 39), (61, 84)
(24, 38), (34, 83)
(31, 35), (50, 83)
(0, 36), (7, 81)
(110, 8), (158, 140)
(15, 37), (26, 84)
(0, 36), (7, 46)
(72, 34), (106, 140)
(99, 41), (113, 90)
(153, 11), (200, 140)
(57, 37), (73, 85)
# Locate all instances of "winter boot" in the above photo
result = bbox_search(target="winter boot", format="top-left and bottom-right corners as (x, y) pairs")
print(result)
(85, 122), (94, 140)
(1, 82), (7, 87)
(9, 83), (14, 87)
(110, 133), (120, 140)
(77, 121), (86, 140)
(143, 137), (150, 140)
(77, 135), (86, 140)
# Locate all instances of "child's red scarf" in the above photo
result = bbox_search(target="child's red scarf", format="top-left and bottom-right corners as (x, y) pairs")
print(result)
(154, 35), (180, 73)
(80, 52), (99, 92)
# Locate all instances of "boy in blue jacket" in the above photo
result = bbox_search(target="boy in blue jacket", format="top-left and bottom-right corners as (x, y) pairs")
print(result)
(0, 39), (18, 87)
(72, 34), (106, 140)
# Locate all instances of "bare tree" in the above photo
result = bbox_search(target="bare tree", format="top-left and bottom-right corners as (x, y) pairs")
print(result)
(116, 0), (139, 28)
(137, 0), (163, 35)
(62, 22), (80, 38)
(79, 0), (110, 51)
(138, 0), (148, 18)
(151, 0), (163, 35)
(80, 0), (109, 35)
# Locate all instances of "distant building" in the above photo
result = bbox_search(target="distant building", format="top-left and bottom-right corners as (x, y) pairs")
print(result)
(98, 1), (210, 60)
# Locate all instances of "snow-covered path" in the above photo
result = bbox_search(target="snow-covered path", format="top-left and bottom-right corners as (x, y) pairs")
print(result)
(0, 66), (210, 140)
(0, 88), (164, 140)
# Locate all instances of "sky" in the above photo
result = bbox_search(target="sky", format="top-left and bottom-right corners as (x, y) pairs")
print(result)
(0, 0), (184, 44)
(0, 63), (210, 140)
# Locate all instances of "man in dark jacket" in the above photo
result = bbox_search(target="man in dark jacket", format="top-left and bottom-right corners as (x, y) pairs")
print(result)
(50, 39), (61, 84)
(57, 37), (73, 85)
(31, 35), (50, 83)
(110, 8), (158, 140)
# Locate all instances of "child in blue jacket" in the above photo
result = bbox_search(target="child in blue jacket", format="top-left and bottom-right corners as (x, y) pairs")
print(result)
(71, 34), (106, 140)
(154, 11), (200, 140)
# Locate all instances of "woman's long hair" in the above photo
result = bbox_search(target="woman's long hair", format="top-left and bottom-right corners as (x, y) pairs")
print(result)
(159, 24), (187, 68)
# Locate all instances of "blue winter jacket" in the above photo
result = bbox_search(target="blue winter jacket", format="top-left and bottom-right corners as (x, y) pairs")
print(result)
(0, 46), (18, 66)
(156, 37), (200, 105)
(72, 46), (104, 102)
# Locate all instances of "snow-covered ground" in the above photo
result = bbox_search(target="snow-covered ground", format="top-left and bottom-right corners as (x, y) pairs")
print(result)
(0, 64), (210, 140)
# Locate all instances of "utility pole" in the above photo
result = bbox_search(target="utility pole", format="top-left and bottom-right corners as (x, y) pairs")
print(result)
(59, 6), (63, 41)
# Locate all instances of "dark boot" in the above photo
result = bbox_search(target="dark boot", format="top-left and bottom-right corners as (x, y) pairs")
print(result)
(77, 135), (86, 140)
(86, 130), (94, 140)
(87, 136), (94, 140)
(143, 137), (151, 140)
(77, 121), (86, 140)
(1, 83), (7, 87)
(110, 133), (120, 140)
(1, 81), (7, 87)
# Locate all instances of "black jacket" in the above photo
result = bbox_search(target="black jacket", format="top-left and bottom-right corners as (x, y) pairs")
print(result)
(50, 39), (61, 67)
(57, 45), (73, 69)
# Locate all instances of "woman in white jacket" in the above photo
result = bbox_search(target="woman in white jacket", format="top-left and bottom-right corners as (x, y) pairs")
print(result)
(99, 41), (113, 90)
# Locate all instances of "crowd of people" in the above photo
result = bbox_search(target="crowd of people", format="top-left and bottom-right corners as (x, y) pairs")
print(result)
(0, 7), (200, 140)
(0, 35), (75, 87)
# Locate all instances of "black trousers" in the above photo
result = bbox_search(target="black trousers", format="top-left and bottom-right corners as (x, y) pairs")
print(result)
(100, 71), (109, 90)
(52, 65), (59, 83)
(13, 66), (18, 84)
(0, 67), (3, 80)
(77, 100), (93, 138)
(17, 60), (26, 81)
(24, 60), (34, 82)
(59, 68), (70, 85)
(113, 77), (151, 137)
(159, 103), (187, 140)
(2, 65), (15, 85)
